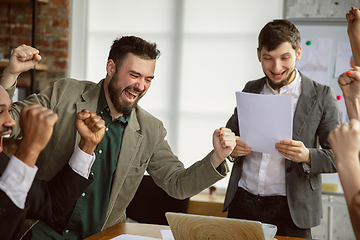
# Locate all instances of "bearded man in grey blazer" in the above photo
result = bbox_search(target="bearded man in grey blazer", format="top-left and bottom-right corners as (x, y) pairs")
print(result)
(0, 37), (236, 239)
(223, 19), (341, 238)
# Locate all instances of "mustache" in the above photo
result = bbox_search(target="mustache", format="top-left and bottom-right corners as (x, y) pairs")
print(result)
(124, 85), (144, 95)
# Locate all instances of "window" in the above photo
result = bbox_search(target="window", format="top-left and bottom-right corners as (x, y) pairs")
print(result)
(69, 0), (284, 190)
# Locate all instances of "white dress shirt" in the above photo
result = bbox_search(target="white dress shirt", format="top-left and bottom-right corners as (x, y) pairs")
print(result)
(238, 69), (302, 196)
(0, 146), (95, 209)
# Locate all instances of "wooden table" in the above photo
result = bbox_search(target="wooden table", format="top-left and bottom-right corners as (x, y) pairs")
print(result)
(84, 222), (311, 240)
(188, 193), (227, 217)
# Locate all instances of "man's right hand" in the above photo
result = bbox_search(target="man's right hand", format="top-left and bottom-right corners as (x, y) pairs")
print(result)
(0, 44), (41, 89)
(75, 109), (105, 155)
(14, 105), (58, 167)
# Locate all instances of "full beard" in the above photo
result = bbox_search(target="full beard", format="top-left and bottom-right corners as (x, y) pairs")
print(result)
(108, 76), (144, 116)
(266, 68), (296, 90)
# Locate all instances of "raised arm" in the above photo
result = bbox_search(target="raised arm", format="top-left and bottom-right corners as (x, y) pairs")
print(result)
(75, 109), (106, 155)
(347, 7), (360, 66)
(25, 110), (105, 224)
(328, 119), (360, 239)
(0, 45), (41, 89)
(14, 105), (58, 167)
(338, 67), (360, 121)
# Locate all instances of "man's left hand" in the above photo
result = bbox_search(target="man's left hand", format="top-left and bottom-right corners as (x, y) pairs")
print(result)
(275, 140), (310, 164)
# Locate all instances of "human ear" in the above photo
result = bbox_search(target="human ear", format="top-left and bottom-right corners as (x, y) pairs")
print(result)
(106, 59), (116, 77)
(296, 46), (302, 61)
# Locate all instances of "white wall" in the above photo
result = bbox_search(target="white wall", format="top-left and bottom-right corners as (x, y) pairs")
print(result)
(69, 0), (284, 189)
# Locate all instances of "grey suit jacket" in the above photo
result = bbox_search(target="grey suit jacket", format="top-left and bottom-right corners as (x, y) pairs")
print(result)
(7, 78), (228, 235)
(223, 73), (341, 229)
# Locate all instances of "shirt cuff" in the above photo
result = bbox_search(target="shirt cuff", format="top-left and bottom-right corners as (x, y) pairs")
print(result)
(0, 155), (37, 209)
(68, 146), (95, 179)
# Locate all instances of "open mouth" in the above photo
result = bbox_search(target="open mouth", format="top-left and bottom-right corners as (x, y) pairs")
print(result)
(0, 130), (11, 138)
(124, 89), (139, 101)
(270, 70), (286, 80)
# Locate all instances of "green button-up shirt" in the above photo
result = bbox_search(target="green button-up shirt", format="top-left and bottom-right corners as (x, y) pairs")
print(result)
(26, 83), (131, 240)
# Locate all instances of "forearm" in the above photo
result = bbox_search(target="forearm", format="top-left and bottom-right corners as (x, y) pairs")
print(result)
(336, 156), (360, 238)
(344, 95), (360, 121)
(0, 67), (19, 90)
(337, 156), (360, 209)
(26, 164), (93, 221)
(78, 138), (97, 155)
(13, 143), (42, 168)
(148, 150), (227, 200)
(349, 197), (360, 240)
(349, 33), (360, 66)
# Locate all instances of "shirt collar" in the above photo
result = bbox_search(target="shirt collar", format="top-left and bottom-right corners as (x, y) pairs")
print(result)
(97, 82), (108, 114)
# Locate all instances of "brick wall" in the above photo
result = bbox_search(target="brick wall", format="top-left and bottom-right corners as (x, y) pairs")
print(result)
(0, 0), (70, 156)
(0, 0), (70, 90)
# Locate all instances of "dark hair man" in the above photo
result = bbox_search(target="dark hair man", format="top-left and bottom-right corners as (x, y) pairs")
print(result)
(0, 36), (236, 239)
(223, 20), (341, 238)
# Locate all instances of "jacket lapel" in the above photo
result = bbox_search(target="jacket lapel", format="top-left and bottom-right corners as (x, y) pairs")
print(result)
(292, 74), (317, 141)
(248, 77), (266, 94)
(74, 80), (104, 148)
(103, 107), (143, 225)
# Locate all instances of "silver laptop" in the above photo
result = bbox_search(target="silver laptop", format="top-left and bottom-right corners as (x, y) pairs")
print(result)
(165, 212), (266, 240)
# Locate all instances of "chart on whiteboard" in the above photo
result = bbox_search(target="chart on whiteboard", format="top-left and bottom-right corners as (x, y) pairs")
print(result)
(296, 38), (333, 86)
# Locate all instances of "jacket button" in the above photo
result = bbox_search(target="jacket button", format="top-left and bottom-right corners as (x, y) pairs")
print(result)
(286, 168), (292, 173)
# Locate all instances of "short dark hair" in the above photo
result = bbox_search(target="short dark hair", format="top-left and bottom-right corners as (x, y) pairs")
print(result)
(108, 36), (161, 68)
(258, 19), (301, 52)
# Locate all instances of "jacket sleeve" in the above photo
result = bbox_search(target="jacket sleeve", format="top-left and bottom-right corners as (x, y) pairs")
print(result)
(307, 86), (340, 174)
(25, 164), (93, 222)
(226, 107), (240, 136)
(0, 190), (27, 240)
(147, 121), (228, 200)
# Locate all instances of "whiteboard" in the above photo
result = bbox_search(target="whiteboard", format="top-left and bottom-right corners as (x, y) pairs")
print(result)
(289, 18), (349, 194)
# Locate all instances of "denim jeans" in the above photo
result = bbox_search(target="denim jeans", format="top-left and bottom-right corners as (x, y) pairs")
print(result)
(227, 187), (312, 239)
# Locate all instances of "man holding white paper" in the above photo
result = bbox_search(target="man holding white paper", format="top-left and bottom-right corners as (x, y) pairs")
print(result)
(223, 19), (341, 238)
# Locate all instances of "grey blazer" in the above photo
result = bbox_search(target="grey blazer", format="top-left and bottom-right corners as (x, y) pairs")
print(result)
(223, 73), (341, 229)
(7, 78), (228, 235)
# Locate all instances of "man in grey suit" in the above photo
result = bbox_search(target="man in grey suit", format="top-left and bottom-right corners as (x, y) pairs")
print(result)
(0, 37), (236, 239)
(223, 19), (341, 238)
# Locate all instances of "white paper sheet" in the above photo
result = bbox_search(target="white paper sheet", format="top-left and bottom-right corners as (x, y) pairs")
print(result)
(111, 234), (159, 240)
(160, 230), (175, 240)
(236, 92), (293, 156)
